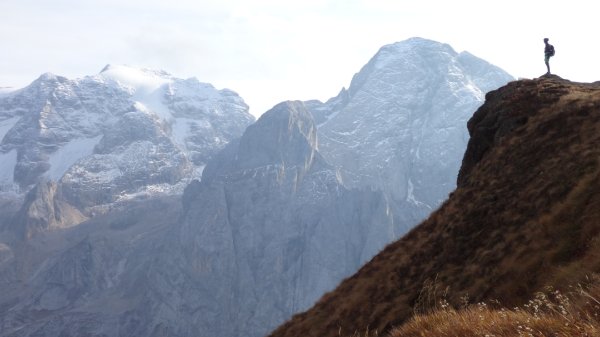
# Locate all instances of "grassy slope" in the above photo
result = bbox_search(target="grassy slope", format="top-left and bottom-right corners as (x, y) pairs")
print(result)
(393, 279), (600, 336)
(269, 77), (600, 337)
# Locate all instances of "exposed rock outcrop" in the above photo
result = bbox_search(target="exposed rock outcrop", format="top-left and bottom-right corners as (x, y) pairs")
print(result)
(178, 101), (396, 337)
(11, 180), (87, 239)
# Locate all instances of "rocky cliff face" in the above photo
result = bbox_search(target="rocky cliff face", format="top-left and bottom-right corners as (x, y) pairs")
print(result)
(0, 196), (185, 337)
(309, 37), (513, 233)
(268, 76), (600, 337)
(10, 181), (87, 239)
(0, 65), (254, 215)
(177, 101), (396, 337)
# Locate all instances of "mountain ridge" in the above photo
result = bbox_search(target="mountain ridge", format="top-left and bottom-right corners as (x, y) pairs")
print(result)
(309, 37), (513, 240)
(0, 64), (254, 193)
(0, 65), (254, 235)
(268, 75), (600, 337)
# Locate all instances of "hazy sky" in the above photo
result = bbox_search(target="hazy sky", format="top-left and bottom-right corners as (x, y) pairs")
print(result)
(1, 0), (598, 116)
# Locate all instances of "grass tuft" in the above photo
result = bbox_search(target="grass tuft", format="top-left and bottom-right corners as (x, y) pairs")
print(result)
(391, 277), (600, 337)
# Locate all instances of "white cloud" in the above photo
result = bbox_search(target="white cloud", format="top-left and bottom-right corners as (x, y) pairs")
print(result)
(1, 0), (599, 116)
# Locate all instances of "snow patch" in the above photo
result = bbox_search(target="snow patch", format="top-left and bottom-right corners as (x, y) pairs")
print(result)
(406, 178), (430, 209)
(47, 136), (102, 180)
(100, 65), (173, 121)
(194, 165), (206, 180)
(115, 183), (184, 202)
(100, 65), (172, 92)
(316, 108), (341, 128)
(115, 163), (205, 202)
(134, 88), (172, 121)
(465, 82), (485, 101)
(332, 128), (358, 136)
(171, 117), (211, 149)
(170, 78), (219, 101)
(0, 116), (20, 142)
(0, 149), (17, 188)
(171, 118), (192, 149)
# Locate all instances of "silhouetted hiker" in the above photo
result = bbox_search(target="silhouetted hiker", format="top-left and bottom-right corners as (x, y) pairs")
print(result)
(544, 38), (555, 74)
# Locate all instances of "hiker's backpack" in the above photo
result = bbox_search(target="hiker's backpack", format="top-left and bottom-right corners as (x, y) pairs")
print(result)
(549, 45), (555, 56)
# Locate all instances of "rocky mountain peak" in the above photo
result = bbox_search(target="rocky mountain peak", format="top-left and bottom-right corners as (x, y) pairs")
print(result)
(201, 101), (324, 184)
(35, 72), (68, 84)
(373, 37), (456, 64)
(238, 101), (319, 170)
(308, 37), (513, 238)
(18, 72), (71, 101)
(98, 64), (174, 95)
(346, 37), (456, 98)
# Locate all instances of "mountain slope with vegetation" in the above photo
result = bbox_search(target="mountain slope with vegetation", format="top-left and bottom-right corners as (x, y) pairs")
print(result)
(393, 280), (600, 336)
(268, 75), (600, 337)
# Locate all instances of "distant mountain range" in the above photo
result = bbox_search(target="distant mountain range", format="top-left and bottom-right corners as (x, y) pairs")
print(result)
(0, 38), (513, 337)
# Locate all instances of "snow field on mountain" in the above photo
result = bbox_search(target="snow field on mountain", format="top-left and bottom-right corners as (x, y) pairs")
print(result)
(0, 150), (17, 188)
(100, 65), (173, 121)
(46, 135), (102, 180)
(0, 116), (20, 142)
(0, 117), (20, 189)
(0, 65), (254, 200)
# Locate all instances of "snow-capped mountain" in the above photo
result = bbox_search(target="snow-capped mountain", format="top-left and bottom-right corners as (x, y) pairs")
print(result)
(0, 65), (254, 214)
(309, 37), (513, 230)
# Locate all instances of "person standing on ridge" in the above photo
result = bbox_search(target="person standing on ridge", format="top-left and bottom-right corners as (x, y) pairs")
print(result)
(544, 38), (555, 74)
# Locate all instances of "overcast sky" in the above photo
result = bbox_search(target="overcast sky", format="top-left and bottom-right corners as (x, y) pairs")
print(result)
(1, 0), (598, 116)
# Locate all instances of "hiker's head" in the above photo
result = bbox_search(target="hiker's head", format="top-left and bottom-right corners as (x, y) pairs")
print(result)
(544, 38), (549, 43)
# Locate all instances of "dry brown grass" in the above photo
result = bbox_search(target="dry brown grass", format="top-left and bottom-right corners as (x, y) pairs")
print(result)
(392, 279), (600, 337)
